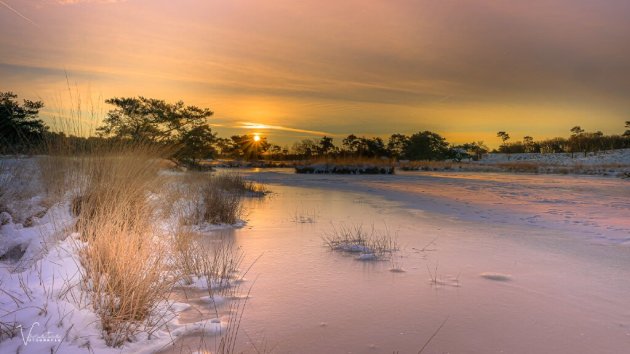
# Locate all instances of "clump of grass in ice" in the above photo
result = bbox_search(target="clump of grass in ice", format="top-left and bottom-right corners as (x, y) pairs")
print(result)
(174, 172), (267, 226)
(211, 173), (268, 197)
(322, 224), (397, 260)
(173, 228), (244, 296)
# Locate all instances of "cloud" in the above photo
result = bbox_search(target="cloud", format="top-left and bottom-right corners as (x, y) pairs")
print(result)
(236, 122), (335, 137)
(2, 0), (629, 145)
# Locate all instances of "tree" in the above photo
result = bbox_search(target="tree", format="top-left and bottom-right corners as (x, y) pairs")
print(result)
(292, 139), (318, 158)
(361, 137), (387, 157)
(229, 134), (269, 160)
(387, 133), (410, 159)
(0, 91), (47, 152)
(624, 121), (630, 137)
(404, 131), (450, 160)
(97, 96), (216, 166)
(570, 126), (585, 136)
(455, 141), (488, 161)
(523, 136), (537, 153)
(496, 131), (512, 153)
(342, 134), (360, 154)
(317, 136), (336, 156)
(496, 131), (510, 144)
(569, 126), (585, 156)
(173, 125), (217, 166)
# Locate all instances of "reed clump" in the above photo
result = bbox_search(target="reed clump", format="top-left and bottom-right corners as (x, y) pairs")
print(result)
(323, 224), (397, 260)
(173, 229), (244, 296)
(36, 143), (174, 347)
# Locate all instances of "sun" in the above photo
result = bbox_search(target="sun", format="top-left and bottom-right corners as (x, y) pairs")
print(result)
(253, 134), (261, 142)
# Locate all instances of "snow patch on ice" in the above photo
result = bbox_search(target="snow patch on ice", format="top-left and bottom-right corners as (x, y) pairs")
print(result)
(480, 272), (512, 281)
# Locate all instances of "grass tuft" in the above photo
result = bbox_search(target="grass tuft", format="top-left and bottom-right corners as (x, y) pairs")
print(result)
(323, 224), (397, 260)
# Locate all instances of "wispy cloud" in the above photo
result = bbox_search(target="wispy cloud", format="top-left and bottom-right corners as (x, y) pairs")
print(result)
(237, 122), (335, 137)
(0, 0), (37, 26)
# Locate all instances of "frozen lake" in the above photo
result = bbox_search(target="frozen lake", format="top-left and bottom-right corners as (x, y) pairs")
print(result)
(162, 170), (630, 353)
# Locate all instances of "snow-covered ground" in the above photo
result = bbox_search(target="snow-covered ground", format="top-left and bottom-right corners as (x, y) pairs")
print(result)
(2, 161), (630, 353)
(0, 159), (241, 354)
(482, 149), (630, 166)
(480, 148), (630, 166)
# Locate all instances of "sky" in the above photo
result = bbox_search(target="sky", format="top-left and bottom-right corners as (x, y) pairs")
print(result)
(1, 0), (629, 147)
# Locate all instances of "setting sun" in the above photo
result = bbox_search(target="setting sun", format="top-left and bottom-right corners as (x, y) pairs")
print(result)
(253, 134), (261, 142)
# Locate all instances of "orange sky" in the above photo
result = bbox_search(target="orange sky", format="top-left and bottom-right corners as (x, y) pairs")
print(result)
(1, 0), (629, 147)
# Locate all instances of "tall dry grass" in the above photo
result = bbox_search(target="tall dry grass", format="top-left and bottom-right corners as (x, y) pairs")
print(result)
(35, 143), (176, 347)
(65, 145), (174, 347)
(21, 85), (259, 349)
(175, 172), (265, 226)
(173, 229), (244, 295)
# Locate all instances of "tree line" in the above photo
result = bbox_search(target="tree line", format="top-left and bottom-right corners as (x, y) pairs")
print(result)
(2, 92), (629, 166)
(496, 124), (630, 156)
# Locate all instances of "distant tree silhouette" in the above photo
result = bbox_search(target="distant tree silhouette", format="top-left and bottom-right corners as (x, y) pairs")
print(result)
(624, 121), (630, 137)
(523, 136), (537, 153)
(569, 126), (585, 156)
(404, 131), (449, 160)
(317, 136), (336, 156)
(0, 91), (47, 153)
(360, 137), (387, 158)
(387, 133), (410, 159)
(292, 139), (319, 159)
(496, 131), (511, 153)
(226, 134), (269, 160)
(342, 134), (360, 155)
(454, 141), (488, 160)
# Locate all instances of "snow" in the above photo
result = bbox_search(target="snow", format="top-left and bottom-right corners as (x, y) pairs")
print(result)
(2, 157), (630, 353)
(479, 272), (512, 281)
(0, 160), (245, 354)
(0, 211), (226, 354)
(480, 148), (630, 166)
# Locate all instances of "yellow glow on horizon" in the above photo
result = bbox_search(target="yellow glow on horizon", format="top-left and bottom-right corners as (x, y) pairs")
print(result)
(253, 134), (261, 142)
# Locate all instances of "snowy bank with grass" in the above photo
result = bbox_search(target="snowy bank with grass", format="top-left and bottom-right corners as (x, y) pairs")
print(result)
(0, 154), (261, 354)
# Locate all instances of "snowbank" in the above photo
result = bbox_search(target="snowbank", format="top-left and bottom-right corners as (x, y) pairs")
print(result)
(480, 148), (630, 166)
(0, 159), (248, 354)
